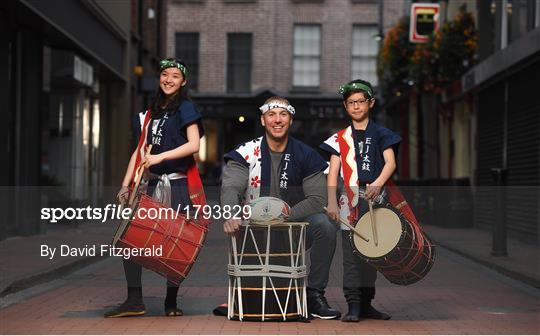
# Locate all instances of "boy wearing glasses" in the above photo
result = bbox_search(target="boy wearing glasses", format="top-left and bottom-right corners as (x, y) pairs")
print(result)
(320, 79), (400, 322)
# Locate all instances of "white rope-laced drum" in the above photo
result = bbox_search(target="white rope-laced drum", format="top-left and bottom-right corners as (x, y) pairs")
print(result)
(227, 198), (308, 321)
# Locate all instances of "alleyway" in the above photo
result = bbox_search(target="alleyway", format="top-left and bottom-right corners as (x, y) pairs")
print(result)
(1, 222), (538, 334)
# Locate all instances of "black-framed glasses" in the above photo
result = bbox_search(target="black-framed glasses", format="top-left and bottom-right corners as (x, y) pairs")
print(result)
(346, 98), (371, 107)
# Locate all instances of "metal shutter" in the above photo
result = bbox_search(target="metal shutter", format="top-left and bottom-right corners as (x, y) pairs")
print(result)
(506, 62), (540, 241)
(475, 61), (540, 242)
(475, 82), (504, 231)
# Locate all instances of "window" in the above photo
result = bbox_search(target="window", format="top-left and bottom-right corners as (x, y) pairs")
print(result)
(508, 0), (537, 43)
(227, 33), (252, 93)
(293, 24), (321, 88)
(175, 32), (200, 91)
(351, 25), (379, 86)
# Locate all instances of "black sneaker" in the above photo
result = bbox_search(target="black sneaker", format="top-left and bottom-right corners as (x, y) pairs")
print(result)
(360, 303), (391, 320)
(104, 299), (146, 318)
(307, 291), (341, 320)
(342, 302), (361, 322)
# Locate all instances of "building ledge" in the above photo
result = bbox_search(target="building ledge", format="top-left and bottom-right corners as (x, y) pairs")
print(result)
(463, 27), (540, 92)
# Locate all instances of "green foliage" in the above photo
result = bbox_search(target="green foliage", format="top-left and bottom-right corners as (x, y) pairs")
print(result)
(378, 5), (477, 97)
(378, 17), (416, 99)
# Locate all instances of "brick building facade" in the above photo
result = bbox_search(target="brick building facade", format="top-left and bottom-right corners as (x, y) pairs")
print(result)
(167, 0), (406, 179)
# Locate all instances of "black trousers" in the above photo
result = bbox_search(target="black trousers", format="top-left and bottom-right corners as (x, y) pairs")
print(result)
(123, 259), (178, 288)
(304, 213), (338, 292)
(341, 230), (377, 304)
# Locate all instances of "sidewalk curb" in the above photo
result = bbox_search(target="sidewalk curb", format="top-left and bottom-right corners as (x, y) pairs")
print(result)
(432, 239), (540, 289)
(0, 255), (106, 298)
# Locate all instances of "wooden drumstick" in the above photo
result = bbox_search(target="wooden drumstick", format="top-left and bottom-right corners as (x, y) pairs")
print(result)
(324, 207), (369, 242)
(368, 199), (378, 247)
(127, 144), (153, 207)
(113, 145), (153, 246)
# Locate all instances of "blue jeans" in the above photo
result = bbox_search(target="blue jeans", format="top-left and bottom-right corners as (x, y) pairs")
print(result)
(305, 213), (338, 292)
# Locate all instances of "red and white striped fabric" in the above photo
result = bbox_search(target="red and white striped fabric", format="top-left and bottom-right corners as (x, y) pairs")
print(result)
(323, 126), (420, 229)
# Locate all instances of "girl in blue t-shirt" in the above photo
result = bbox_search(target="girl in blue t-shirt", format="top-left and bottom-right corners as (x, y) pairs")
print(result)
(105, 58), (204, 318)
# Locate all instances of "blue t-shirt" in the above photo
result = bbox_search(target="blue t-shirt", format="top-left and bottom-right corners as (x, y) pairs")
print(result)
(133, 100), (204, 175)
(319, 120), (401, 184)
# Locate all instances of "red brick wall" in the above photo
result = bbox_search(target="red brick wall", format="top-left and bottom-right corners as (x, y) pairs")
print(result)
(167, 0), (405, 93)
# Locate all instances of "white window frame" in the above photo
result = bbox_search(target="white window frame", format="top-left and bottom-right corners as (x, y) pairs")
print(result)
(351, 25), (379, 86)
(293, 24), (321, 88)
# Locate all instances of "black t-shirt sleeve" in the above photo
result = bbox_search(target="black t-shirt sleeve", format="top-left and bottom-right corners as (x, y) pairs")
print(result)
(379, 128), (401, 151)
(319, 134), (340, 161)
(302, 149), (329, 177)
(378, 127), (401, 161)
(178, 101), (204, 138)
(318, 143), (339, 160)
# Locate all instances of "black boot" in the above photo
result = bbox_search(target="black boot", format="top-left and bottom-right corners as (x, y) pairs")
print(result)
(360, 300), (391, 320)
(164, 285), (183, 316)
(307, 289), (341, 320)
(104, 287), (146, 318)
(342, 302), (361, 322)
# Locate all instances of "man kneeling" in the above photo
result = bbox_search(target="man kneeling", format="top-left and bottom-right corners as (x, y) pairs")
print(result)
(221, 96), (341, 320)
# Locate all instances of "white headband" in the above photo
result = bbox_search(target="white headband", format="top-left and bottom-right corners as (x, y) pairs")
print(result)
(259, 102), (296, 115)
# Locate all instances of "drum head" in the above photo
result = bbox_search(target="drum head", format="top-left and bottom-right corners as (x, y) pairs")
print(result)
(353, 207), (403, 258)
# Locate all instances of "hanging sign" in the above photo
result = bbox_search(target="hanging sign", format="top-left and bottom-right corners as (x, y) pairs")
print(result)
(410, 3), (440, 43)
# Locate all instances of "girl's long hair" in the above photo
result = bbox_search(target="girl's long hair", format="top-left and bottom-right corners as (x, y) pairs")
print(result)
(150, 58), (190, 119)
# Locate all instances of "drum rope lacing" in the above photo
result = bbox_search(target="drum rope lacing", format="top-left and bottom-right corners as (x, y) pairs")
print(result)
(351, 199), (435, 285)
(228, 222), (308, 321)
(118, 191), (208, 284)
(384, 219), (434, 283)
(228, 223), (307, 278)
